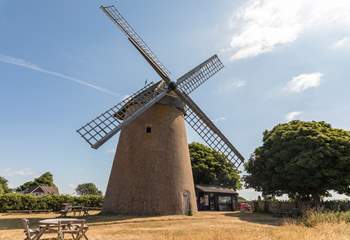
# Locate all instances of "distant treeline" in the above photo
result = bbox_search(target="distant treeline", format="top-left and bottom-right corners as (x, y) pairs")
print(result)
(0, 193), (102, 212)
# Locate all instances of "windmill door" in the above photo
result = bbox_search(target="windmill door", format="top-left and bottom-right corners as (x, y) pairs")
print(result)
(182, 191), (191, 215)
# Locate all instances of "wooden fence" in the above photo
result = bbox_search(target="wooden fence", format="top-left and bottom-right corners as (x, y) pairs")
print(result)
(251, 200), (350, 215)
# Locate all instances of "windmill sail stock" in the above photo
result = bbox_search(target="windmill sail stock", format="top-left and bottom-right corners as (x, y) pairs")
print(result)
(176, 55), (224, 95)
(100, 5), (171, 82)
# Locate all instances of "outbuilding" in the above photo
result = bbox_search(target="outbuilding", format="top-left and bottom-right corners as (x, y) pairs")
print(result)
(195, 185), (238, 211)
(23, 185), (59, 196)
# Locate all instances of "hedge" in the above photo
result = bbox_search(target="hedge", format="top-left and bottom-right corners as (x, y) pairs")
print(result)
(0, 193), (103, 212)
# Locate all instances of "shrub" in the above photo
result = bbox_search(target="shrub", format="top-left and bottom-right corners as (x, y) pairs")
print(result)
(0, 193), (103, 212)
(301, 210), (350, 227)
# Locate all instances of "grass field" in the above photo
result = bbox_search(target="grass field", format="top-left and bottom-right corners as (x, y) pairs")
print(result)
(0, 211), (349, 240)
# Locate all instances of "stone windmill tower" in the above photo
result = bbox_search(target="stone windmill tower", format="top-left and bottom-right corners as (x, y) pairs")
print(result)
(77, 5), (244, 215)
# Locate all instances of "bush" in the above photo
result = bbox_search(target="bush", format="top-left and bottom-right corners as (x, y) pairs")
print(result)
(301, 210), (350, 227)
(0, 193), (103, 212)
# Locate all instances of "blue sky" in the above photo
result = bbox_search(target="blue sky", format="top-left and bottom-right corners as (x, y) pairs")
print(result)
(1, 0), (350, 200)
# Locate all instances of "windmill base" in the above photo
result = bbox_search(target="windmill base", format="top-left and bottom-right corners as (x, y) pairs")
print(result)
(102, 95), (197, 215)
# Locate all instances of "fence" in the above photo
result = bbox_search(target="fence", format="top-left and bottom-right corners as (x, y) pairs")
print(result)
(251, 200), (350, 215)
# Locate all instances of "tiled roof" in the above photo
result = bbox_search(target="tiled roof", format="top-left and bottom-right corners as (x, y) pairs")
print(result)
(24, 185), (59, 194)
(37, 185), (59, 194)
(195, 185), (237, 194)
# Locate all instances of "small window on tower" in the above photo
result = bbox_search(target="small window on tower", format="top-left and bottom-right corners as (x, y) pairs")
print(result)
(146, 126), (152, 133)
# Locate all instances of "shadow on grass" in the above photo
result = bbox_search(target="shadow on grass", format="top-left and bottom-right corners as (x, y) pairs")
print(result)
(0, 212), (197, 230)
(84, 212), (210, 227)
(224, 212), (282, 226)
(0, 211), (282, 230)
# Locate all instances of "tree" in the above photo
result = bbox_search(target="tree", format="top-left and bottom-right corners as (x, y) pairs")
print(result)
(245, 120), (350, 204)
(189, 142), (241, 189)
(75, 183), (102, 196)
(16, 172), (56, 192)
(0, 176), (10, 194)
(34, 172), (55, 186)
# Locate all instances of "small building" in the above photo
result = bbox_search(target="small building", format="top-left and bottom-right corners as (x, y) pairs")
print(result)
(23, 185), (59, 196)
(195, 185), (238, 211)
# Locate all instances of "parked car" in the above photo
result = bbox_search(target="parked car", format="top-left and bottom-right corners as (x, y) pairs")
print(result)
(240, 202), (252, 212)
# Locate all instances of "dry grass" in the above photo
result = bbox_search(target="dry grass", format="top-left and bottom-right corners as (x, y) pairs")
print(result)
(300, 211), (350, 227)
(0, 211), (349, 240)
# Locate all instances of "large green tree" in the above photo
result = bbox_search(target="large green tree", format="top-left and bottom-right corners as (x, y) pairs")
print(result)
(16, 172), (56, 192)
(0, 176), (10, 194)
(189, 142), (241, 189)
(75, 183), (102, 196)
(245, 121), (350, 202)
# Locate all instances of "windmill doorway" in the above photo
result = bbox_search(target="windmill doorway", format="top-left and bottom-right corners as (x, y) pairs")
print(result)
(182, 190), (192, 215)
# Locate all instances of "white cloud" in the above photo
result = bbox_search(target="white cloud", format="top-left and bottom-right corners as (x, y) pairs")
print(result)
(284, 72), (322, 93)
(333, 36), (350, 49)
(232, 80), (246, 88)
(286, 111), (302, 121)
(212, 117), (227, 123)
(229, 0), (350, 60)
(0, 54), (119, 96)
(1, 168), (34, 177)
(215, 79), (246, 94)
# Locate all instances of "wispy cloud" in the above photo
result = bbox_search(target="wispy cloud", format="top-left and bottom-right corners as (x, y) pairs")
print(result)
(284, 72), (322, 93)
(1, 168), (34, 177)
(228, 0), (350, 60)
(231, 80), (246, 88)
(0, 54), (119, 96)
(215, 79), (246, 94)
(333, 36), (350, 49)
(212, 117), (227, 123)
(286, 111), (302, 121)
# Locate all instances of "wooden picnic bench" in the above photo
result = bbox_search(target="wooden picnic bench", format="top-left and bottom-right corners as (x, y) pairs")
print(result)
(60, 203), (101, 217)
(22, 218), (89, 240)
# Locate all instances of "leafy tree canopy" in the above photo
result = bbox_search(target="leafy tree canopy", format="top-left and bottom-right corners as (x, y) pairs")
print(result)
(16, 172), (55, 192)
(75, 183), (102, 196)
(0, 176), (10, 194)
(189, 142), (241, 189)
(245, 121), (350, 201)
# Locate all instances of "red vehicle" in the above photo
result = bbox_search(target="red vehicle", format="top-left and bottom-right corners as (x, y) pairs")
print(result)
(240, 202), (252, 212)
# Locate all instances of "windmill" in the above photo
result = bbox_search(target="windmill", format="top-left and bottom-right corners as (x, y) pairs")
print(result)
(77, 5), (244, 215)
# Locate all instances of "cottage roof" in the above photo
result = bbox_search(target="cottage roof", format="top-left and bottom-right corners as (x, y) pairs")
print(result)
(24, 185), (59, 194)
(195, 185), (237, 194)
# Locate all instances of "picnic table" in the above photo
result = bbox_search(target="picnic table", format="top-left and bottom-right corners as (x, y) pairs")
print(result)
(60, 203), (100, 217)
(71, 206), (88, 216)
(37, 218), (88, 240)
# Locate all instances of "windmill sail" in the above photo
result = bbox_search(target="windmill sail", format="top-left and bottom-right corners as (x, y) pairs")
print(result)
(175, 89), (244, 168)
(176, 55), (224, 95)
(100, 5), (171, 82)
(77, 81), (167, 149)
